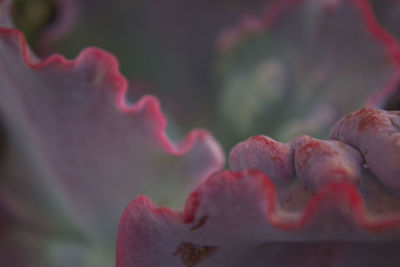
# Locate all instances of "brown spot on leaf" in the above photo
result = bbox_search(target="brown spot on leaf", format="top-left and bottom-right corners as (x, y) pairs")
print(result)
(284, 197), (293, 203)
(173, 241), (218, 267)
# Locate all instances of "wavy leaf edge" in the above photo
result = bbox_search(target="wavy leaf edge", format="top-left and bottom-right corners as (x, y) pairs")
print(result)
(0, 8), (225, 167)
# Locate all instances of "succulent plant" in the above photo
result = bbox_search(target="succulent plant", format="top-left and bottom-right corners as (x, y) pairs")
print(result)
(0, 0), (400, 266)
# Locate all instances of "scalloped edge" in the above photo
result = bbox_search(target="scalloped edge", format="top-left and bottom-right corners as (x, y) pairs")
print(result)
(0, 2), (225, 168)
(175, 170), (400, 231)
(116, 169), (400, 266)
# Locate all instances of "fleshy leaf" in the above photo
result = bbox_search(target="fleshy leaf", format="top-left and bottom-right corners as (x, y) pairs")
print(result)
(230, 108), (400, 214)
(118, 108), (400, 266)
(117, 170), (400, 267)
(230, 135), (363, 187)
(329, 108), (400, 188)
(216, 0), (400, 145)
(0, 3), (224, 245)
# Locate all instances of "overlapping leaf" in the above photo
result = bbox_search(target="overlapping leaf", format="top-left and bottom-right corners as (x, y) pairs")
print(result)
(216, 0), (400, 146)
(231, 108), (400, 213)
(2, 0), (400, 266)
(117, 171), (400, 267)
(0, 0), (224, 257)
(118, 108), (400, 266)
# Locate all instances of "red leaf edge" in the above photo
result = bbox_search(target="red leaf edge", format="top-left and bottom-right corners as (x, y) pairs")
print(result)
(116, 169), (400, 265)
(176, 171), (400, 231)
(0, 17), (225, 163)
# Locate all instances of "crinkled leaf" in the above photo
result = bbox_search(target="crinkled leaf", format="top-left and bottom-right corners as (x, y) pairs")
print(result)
(231, 108), (400, 213)
(118, 108), (400, 266)
(329, 108), (400, 188)
(117, 170), (400, 267)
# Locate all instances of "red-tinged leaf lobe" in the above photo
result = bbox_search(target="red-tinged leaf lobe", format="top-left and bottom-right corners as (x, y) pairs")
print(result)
(292, 135), (363, 188)
(230, 135), (295, 184)
(329, 108), (400, 188)
(117, 171), (400, 267)
(230, 108), (400, 218)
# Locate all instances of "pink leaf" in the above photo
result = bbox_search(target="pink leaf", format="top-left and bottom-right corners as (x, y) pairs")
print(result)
(118, 108), (400, 266)
(0, 1), (224, 244)
(329, 108), (400, 187)
(230, 135), (363, 188)
(117, 170), (400, 267)
(230, 108), (400, 214)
